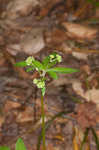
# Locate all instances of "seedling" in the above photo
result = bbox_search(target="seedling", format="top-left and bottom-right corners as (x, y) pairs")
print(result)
(14, 52), (79, 150)
(0, 138), (26, 150)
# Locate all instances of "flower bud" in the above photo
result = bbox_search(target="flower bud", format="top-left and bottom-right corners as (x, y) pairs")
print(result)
(33, 78), (38, 84)
(37, 81), (45, 88)
(26, 56), (34, 66)
(49, 54), (55, 62)
(56, 54), (62, 62)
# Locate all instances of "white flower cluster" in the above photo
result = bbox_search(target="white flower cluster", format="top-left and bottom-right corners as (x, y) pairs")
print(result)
(33, 78), (45, 89)
(26, 56), (35, 66)
(49, 54), (62, 63)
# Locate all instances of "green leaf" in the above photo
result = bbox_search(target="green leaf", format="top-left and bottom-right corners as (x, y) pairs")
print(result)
(47, 60), (57, 69)
(33, 60), (44, 70)
(16, 138), (27, 150)
(47, 71), (58, 79)
(26, 67), (34, 72)
(47, 67), (79, 74)
(42, 55), (50, 67)
(14, 61), (27, 67)
(0, 147), (10, 150)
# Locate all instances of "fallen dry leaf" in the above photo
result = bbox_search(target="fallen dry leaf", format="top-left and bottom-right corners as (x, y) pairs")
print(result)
(73, 132), (79, 150)
(4, 100), (21, 112)
(72, 81), (84, 97)
(45, 28), (67, 45)
(80, 65), (91, 75)
(72, 52), (88, 60)
(40, 143), (58, 150)
(21, 27), (45, 55)
(62, 22), (97, 40)
(39, 0), (62, 17)
(95, 8), (99, 18)
(85, 88), (99, 108)
(6, 0), (39, 19)
(16, 106), (34, 123)
(0, 116), (5, 128)
(72, 81), (99, 109)
(73, 126), (90, 150)
(74, 102), (99, 129)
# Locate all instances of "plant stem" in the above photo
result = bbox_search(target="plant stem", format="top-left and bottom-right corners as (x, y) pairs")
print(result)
(41, 94), (46, 150)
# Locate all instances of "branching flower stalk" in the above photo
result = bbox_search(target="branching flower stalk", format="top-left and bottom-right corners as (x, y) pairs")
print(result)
(14, 52), (79, 150)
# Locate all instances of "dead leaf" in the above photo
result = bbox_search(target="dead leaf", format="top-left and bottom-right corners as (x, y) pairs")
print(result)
(72, 52), (88, 60)
(16, 106), (34, 123)
(74, 102), (99, 128)
(62, 22), (97, 40)
(0, 116), (5, 128)
(4, 100), (21, 112)
(28, 117), (48, 133)
(85, 88), (99, 108)
(72, 81), (99, 109)
(61, 42), (72, 53)
(73, 133), (79, 150)
(6, 0), (39, 19)
(80, 65), (91, 75)
(95, 8), (99, 18)
(21, 27), (45, 55)
(40, 143), (57, 150)
(53, 135), (64, 142)
(39, 0), (62, 17)
(45, 28), (67, 45)
(72, 81), (84, 97)
(73, 126), (90, 150)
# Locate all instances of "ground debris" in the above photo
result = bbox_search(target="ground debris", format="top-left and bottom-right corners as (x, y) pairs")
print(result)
(0, 0), (99, 149)
(74, 102), (99, 129)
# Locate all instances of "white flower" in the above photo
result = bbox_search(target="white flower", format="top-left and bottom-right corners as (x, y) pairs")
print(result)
(35, 68), (38, 71)
(49, 54), (55, 62)
(49, 54), (62, 63)
(26, 56), (34, 66)
(33, 78), (38, 84)
(33, 78), (45, 89)
(56, 54), (62, 62)
(37, 81), (45, 88)
(49, 55), (55, 59)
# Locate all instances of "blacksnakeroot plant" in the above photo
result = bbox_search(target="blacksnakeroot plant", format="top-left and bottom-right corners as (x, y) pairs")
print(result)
(2, 53), (99, 150)
(15, 52), (79, 150)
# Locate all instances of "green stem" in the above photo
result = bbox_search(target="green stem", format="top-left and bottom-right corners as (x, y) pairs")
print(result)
(41, 94), (46, 150)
